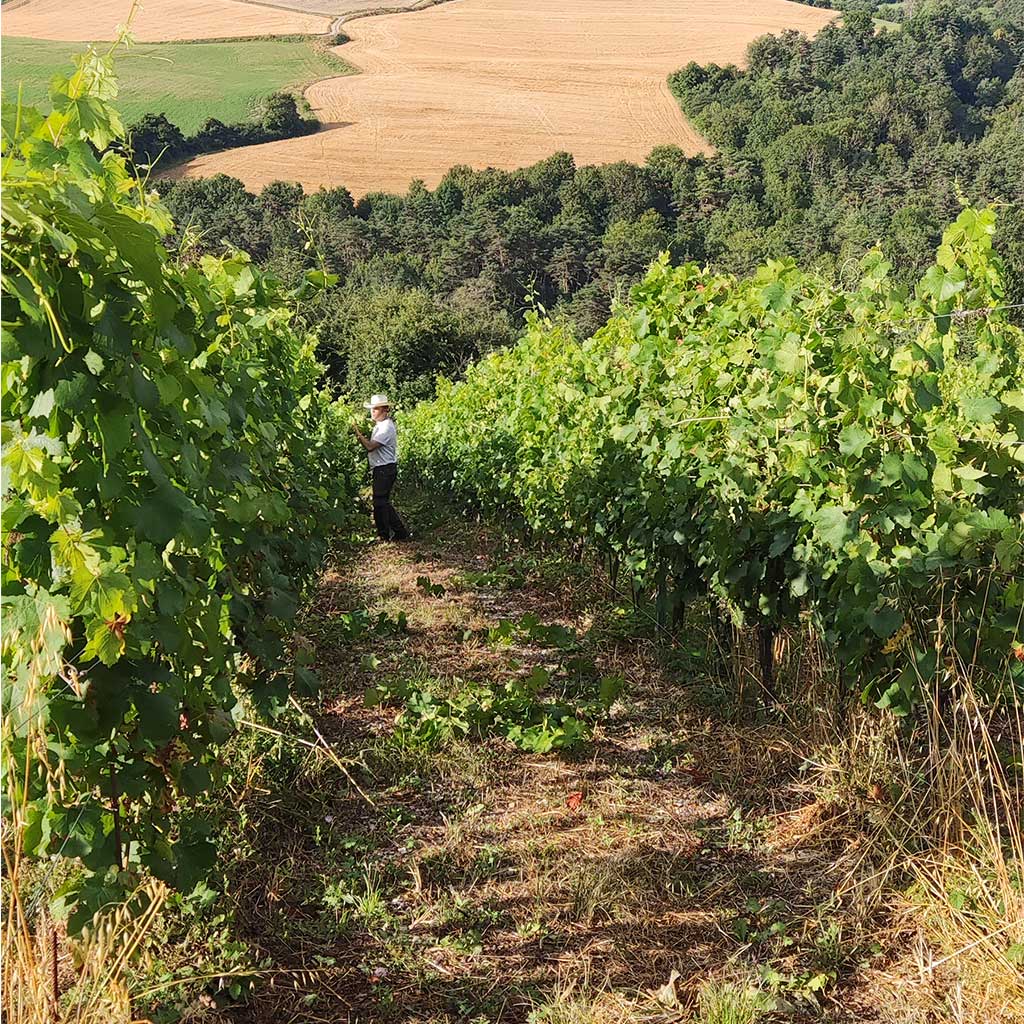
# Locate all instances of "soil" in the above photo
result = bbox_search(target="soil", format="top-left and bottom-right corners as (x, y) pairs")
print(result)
(184, 488), (943, 1023)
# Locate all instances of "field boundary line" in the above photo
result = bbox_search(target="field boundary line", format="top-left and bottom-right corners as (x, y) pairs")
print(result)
(131, 33), (347, 45)
(329, 0), (459, 35)
(2, 0), (342, 23)
(235, 0), (340, 19)
(230, 0), (462, 34)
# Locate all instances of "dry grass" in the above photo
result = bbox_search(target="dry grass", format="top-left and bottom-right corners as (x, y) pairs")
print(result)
(170, 0), (836, 196)
(2, 886), (167, 1024)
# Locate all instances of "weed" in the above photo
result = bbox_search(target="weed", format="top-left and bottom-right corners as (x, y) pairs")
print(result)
(696, 980), (771, 1024)
(471, 843), (506, 879)
(457, 564), (526, 590)
(730, 898), (793, 949)
(486, 613), (580, 651)
(528, 981), (640, 1024)
(436, 928), (484, 955)
(366, 664), (622, 754)
(636, 737), (694, 775)
(364, 729), (499, 795)
(312, 606), (408, 646)
(417, 575), (447, 597)
(758, 963), (836, 1005)
(320, 879), (355, 932)
(516, 916), (548, 941)
(722, 807), (771, 851)
(437, 892), (503, 929)
(342, 867), (389, 927)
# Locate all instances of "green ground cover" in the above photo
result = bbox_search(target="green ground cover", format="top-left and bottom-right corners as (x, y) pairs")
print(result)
(1, 36), (353, 131)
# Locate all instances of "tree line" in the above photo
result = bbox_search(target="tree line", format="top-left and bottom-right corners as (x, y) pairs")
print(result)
(128, 91), (316, 168)
(156, 1), (1024, 405)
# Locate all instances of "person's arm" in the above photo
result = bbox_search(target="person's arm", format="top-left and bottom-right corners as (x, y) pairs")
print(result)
(352, 425), (383, 452)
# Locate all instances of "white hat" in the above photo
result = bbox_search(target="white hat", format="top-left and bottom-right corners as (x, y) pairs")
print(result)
(364, 394), (391, 409)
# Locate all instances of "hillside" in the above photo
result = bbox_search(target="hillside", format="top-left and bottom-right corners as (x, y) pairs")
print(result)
(169, 0), (836, 194)
(2, 8), (1023, 1024)
(155, 3), (1024, 410)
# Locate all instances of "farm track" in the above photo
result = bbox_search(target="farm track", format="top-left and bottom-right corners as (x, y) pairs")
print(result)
(213, 488), (911, 1021)
(169, 0), (835, 196)
(326, 0), (459, 34)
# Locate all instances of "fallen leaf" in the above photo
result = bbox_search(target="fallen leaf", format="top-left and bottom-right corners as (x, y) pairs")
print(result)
(652, 969), (682, 1008)
(566, 790), (584, 811)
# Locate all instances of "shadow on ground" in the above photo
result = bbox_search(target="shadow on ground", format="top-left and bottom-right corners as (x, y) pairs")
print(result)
(208, 489), (896, 1024)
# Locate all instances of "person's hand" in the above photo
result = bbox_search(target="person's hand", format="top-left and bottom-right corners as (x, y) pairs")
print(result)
(350, 419), (361, 436)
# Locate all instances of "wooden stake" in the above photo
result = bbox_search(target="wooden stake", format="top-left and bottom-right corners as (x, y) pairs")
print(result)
(51, 925), (59, 1022)
(110, 757), (123, 872)
(758, 621), (778, 707)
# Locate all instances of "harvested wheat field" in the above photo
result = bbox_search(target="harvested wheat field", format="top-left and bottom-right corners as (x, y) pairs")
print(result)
(0, 0), (331, 42)
(170, 0), (835, 196)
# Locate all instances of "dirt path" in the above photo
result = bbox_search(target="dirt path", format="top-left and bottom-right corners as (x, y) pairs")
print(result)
(195, 490), (923, 1023)
(168, 0), (836, 196)
(327, 0), (459, 36)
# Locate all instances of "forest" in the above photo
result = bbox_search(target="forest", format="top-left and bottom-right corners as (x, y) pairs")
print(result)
(157, 1), (1024, 404)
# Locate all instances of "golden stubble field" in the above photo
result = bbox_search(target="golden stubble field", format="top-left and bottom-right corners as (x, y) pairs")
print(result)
(0, 0), (331, 42)
(171, 0), (835, 196)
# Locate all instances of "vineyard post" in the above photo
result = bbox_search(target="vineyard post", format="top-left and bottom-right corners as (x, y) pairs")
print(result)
(655, 563), (668, 630)
(758, 621), (778, 707)
(711, 602), (733, 677)
(109, 756), (123, 872)
(671, 576), (686, 632)
(51, 924), (59, 1022)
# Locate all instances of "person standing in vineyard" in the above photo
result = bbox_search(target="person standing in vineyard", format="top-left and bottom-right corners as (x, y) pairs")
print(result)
(351, 395), (411, 541)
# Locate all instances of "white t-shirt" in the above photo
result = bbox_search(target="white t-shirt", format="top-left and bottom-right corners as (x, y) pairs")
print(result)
(368, 418), (398, 468)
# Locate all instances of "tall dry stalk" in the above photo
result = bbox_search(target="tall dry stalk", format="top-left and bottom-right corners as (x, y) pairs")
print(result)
(2, 874), (166, 1024)
(794, 572), (1024, 1022)
(899, 651), (1024, 1019)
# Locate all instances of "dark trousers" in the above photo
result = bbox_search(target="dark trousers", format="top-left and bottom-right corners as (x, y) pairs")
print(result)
(371, 463), (409, 540)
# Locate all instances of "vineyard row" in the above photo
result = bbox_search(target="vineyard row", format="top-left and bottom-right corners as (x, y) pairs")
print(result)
(406, 207), (1024, 714)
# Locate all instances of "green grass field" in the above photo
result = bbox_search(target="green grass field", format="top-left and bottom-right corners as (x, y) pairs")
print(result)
(1, 37), (354, 132)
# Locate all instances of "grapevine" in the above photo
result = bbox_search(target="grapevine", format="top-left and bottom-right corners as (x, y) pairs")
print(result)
(1, 51), (359, 927)
(407, 210), (1024, 712)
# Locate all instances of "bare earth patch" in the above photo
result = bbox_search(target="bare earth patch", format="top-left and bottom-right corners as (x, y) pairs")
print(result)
(169, 0), (836, 196)
(0, 0), (331, 42)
